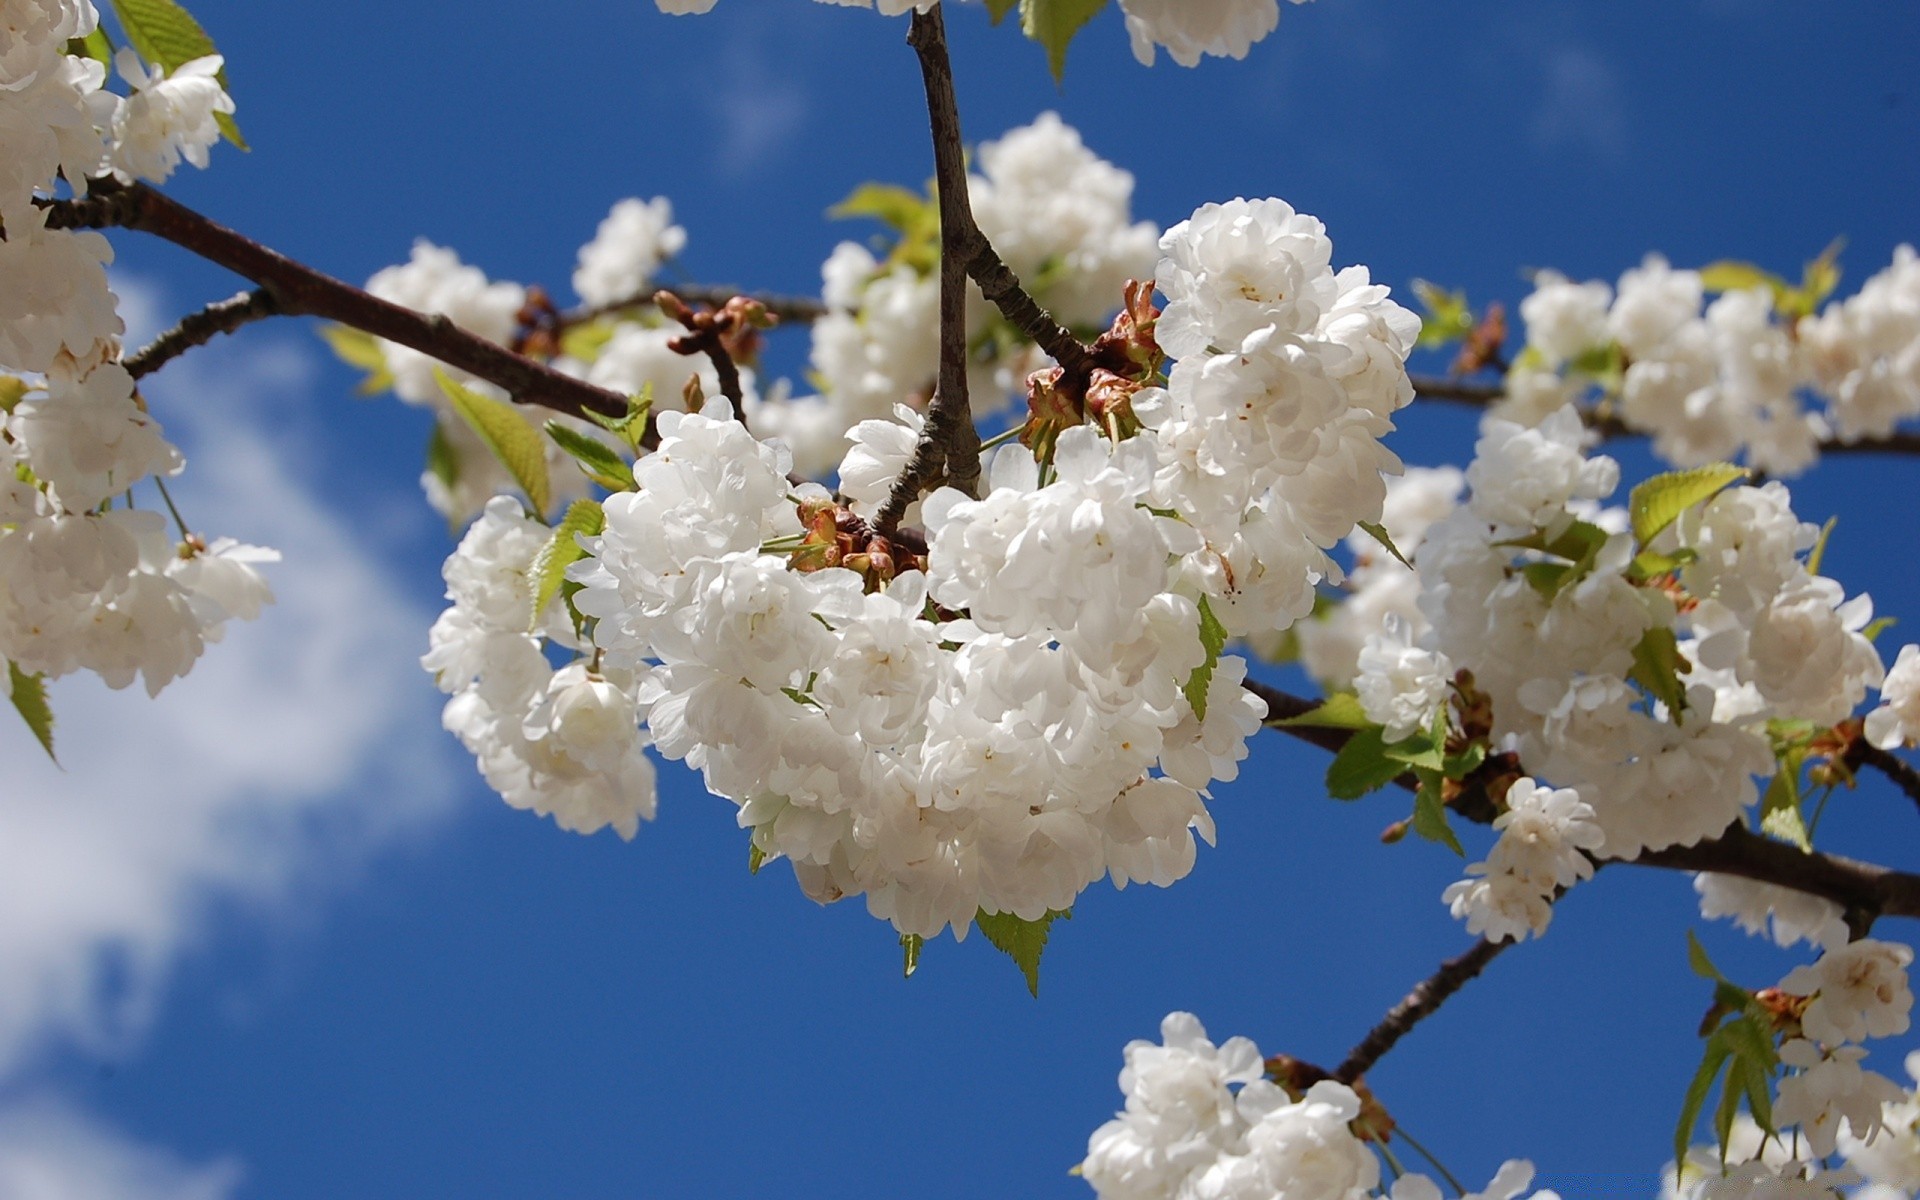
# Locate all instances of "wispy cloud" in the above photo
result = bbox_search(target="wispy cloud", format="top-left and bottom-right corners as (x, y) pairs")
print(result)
(709, 27), (810, 178)
(0, 278), (462, 1189)
(0, 1098), (242, 1200)
(1529, 45), (1629, 160)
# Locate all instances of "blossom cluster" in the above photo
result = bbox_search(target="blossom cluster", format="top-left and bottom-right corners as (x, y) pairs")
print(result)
(1, 0), (272, 700)
(651, 0), (1313, 69)
(1499, 249), (1920, 476)
(784, 112), (1159, 475)
(426, 193), (1419, 941)
(1081, 1011), (1554, 1200)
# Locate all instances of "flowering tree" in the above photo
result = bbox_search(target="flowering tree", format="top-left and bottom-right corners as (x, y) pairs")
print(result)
(5, 0), (1920, 1195)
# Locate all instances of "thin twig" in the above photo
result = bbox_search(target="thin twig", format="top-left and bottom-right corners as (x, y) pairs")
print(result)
(1848, 739), (1920, 819)
(1333, 939), (1510, 1084)
(563, 283), (825, 330)
(1240, 677), (1920, 922)
(124, 288), (280, 379)
(41, 179), (643, 439)
(654, 289), (747, 423)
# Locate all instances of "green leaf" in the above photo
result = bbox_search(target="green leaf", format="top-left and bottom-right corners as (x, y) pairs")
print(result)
(1442, 741), (1487, 780)
(1628, 546), (1698, 582)
(319, 324), (395, 395)
(1629, 464), (1750, 546)
(984, 0), (1018, 20)
(0, 376), (28, 415)
(107, 0), (246, 147)
(1698, 260), (1791, 301)
(901, 933), (923, 979)
(1863, 616), (1897, 643)
(1380, 729), (1446, 772)
(559, 321), (616, 364)
(587, 388), (654, 453)
(1412, 772), (1463, 856)
(1356, 520), (1413, 569)
(544, 421), (632, 492)
(829, 182), (935, 234)
(1629, 626), (1692, 720)
(975, 908), (1069, 998)
(425, 419), (459, 495)
(67, 26), (114, 65)
(748, 842), (766, 875)
(1325, 726), (1409, 800)
(1675, 1026), (1735, 1169)
(1411, 280), (1474, 350)
(436, 369), (552, 517)
(1805, 516), (1838, 577)
(528, 500), (604, 628)
(1019, 0), (1110, 82)
(1273, 692), (1372, 731)
(9, 663), (55, 763)
(1686, 930), (1723, 982)
(1567, 341), (1625, 388)
(1758, 770), (1811, 850)
(1181, 595), (1229, 722)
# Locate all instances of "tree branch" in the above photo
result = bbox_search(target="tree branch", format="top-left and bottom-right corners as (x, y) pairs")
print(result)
(1333, 938), (1510, 1084)
(1241, 678), (1920, 922)
(124, 288), (280, 380)
(41, 179), (638, 434)
(876, 6), (985, 532)
(1850, 741), (1920, 818)
(1408, 373), (1920, 457)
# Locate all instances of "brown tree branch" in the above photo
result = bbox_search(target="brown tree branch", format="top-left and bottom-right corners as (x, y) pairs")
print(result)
(124, 288), (280, 380)
(1408, 373), (1920, 457)
(1240, 678), (1920, 922)
(1850, 741), (1920, 818)
(1333, 938), (1510, 1084)
(41, 179), (639, 435)
(877, 6), (985, 532)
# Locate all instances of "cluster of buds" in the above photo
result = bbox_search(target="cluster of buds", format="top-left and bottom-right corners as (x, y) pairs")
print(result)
(790, 497), (930, 591)
(1024, 280), (1166, 450)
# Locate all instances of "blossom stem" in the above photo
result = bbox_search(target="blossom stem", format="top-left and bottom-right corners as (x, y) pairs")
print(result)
(1391, 1125), (1467, 1197)
(152, 475), (192, 541)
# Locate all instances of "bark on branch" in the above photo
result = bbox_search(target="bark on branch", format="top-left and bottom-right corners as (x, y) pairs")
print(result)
(124, 288), (280, 380)
(1333, 939), (1510, 1084)
(41, 179), (635, 431)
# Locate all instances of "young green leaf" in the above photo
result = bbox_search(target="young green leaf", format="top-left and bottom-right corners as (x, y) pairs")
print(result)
(107, 0), (246, 147)
(974, 908), (1069, 998)
(436, 368), (551, 517)
(587, 388), (654, 452)
(67, 26), (114, 66)
(9, 663), (55, 763)
(748, 842), (766, 875)
(1758, 770), (1811, 850)
(984, 0), (1018, 20)
(1273, 692), (1372, 731)
(544, 421), (632, 491)
(1411, 280), (1474, 350)
(1674, 1024), (1735, 1170)
(319, 324), (396, 394)
(1356, 520), (1413, 569)
(528, 499), (604, 628)
(0, 376), (29, 415)
(425, 419), (460, 496)
(1020, 0), (1110, 82)
(900, 933), (924, 979)
(1629, 464), (1749, 547)
(829, 182), (936, 234)
(1412, 773), (1464, 855)
(1181, 595), (1229, 721)
(1697, 260), (1791, 301)
(1629, 627), (1692, 721)
(1325, 726), (1409, 800)
(1805, 516), (1838, 577)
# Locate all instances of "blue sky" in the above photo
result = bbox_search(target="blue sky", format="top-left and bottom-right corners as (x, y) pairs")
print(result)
(3, 1), (1919, 1196)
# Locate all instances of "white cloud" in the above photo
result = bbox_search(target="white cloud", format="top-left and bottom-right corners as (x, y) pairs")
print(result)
(711, 32), (809, 178)
(1530, 45), (1629, 160)
(0, 1098), (241, 1200)
(0, 278), (462, 1186)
